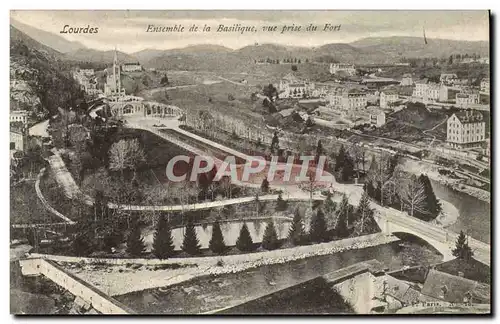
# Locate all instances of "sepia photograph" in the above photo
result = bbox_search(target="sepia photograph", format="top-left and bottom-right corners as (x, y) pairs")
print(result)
(9, 10), (491, 315)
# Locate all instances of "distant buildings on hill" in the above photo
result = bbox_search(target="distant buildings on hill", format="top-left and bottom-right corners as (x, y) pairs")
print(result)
(329, 63), (356, 76)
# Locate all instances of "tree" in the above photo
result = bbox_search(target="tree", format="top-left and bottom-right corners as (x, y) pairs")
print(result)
(276, 192), (288, 211)
(309, 208), (328, 243)
(261, 178), (270, 193)
(352, 191), (375, 236)
(108, 139), (146, 177)
(335, 194), (351, 237)
(419, 174), (442, 218)
(448, 55), (453, 65)
(298, 170), (323, 211)
(209, 220), (227, 255)
(236, 223), (254, 252)
(400, 175), (428, 218)
(263, 83), (278, 101)
(160, 74), (170, 86)
(291, 65), (298, 71)
(153, 216), (175, 259)
(288, 207), (306, 246)
(94, 190), (110, 222)
(270, 131), (280, 154)
(181, 217), (201, 255)
(452, 230), (474, 260)
(262, 220), (280, 250)
(126, 225), (146, 257)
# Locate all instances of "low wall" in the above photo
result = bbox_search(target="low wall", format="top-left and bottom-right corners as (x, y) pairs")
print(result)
(27, 233), (399, 267)
(19, 258), (135, 314)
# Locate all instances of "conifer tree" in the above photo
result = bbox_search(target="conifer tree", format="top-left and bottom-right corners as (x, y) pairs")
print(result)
(419, 174), (442, 217)
(209, 220), (227, 255)
(335, 194), (350, 237)
(152, 216), (175, 259)
(261, 178), (270, 193)
(452, 230), (474, 260)
(353, 191), (376, 236)
(309, 208), (328, 243)
(236, 223), (254, 252)
(276, 192), (288, 211)
(324, 191), (336, 215)
(182, 217), (201, 255)
(262, 220), (280, 250)
(288, 207), (305, 246)
(126, 225), (146, 257)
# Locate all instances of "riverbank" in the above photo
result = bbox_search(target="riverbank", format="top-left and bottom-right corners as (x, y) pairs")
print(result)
(402, 158), (490, 203)
(431, 199), (459, 228)
(54, 233), (399, 296)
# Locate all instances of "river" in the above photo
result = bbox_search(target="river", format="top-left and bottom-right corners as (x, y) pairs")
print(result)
(115, 234), (443, 314)
(431, 180), (491, 244)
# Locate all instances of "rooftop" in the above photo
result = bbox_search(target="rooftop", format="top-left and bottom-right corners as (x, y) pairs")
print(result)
(421, 269), (490, 304)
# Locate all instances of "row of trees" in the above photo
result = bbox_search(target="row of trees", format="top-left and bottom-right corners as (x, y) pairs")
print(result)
(148, 191), (379, 259)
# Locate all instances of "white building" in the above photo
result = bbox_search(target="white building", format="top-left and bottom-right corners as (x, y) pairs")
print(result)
(278, 73), (315, 99)
(79, 68), (95, 76)
(413, 81), (441, 103)
(370, 111), (386, 127)
(327, 88), (367, 112)
(446, 110), (486, 149)
(456, 92), (480, 108)
(329, 63), (356, 76)
(121, 62), (142, 72)
(400, 74), (413, 86)
(380, 90), (399, 109)
(481, 78), (490, 94)
(10, 110), (28, 124)
(10, 128), (25, 151)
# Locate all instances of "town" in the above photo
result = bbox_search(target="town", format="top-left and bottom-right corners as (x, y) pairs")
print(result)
(10, 11), (491, 316)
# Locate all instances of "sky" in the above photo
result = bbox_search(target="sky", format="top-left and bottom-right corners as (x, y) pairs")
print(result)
(10, 10), (490, 53)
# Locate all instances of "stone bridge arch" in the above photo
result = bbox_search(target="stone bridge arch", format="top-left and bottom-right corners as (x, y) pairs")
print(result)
(374, 214), (454, 262)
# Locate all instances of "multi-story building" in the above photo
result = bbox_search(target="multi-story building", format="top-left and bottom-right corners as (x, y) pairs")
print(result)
(327, 88), (367, 112)
(79, 68), (95, 76)
(121, 62), (142, 72)
(10, 110), (28, 124)
(480, 78), (490, 94)
(440, 73), (458, 86)
(446, 110), (486, 149)
(413, 81), (441, 103)
(400, 74), (413, 86)
(278, 73), (315, 99)
(456, 92), (480, 108)
(329, 63), (356, 76)
(380, 90), (399, 109)
(369, 110), (386, 127)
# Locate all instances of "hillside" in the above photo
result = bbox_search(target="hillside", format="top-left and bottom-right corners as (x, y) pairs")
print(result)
(64, 48), (138, 64)
(10, 26), (84, 120)
(351, 36), (489, 59)
(10, 18), (86, 53)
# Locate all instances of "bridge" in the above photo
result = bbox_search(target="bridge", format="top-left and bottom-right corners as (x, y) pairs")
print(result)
(374, 207), (490, 266)
(109, 97), (183, 119)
